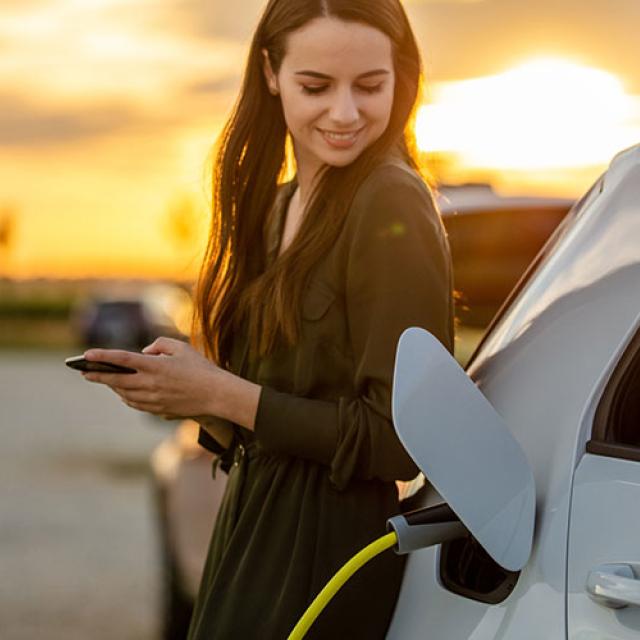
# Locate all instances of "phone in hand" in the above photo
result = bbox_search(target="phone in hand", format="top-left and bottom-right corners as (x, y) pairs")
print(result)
(65, 355), (137, 374)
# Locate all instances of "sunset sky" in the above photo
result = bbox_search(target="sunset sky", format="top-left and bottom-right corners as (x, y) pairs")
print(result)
(1, 0), (639, 279)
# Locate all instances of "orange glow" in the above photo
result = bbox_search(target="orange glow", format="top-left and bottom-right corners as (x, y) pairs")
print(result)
(416, 58), (640, 171)
(2, 0), (640, 279)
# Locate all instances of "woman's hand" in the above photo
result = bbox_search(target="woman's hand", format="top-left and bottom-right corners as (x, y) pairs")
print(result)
(82, 336), (261, 429)
(82, 337), (223, 420)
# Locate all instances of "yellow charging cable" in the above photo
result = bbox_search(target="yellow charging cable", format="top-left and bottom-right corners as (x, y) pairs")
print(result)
(287, 531), (398, 640)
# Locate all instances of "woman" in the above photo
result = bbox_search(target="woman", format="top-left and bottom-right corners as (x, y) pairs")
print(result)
(82, 0), (454, 637)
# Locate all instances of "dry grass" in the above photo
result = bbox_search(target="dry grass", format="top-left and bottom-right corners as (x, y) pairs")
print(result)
(0, 317), (79, 350)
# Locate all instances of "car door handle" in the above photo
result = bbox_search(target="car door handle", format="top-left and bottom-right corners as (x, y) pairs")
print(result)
(586, 564), (640, 609)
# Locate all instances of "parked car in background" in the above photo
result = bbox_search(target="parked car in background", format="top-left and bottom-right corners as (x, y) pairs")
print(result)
(151, 421), (225, 639)
(150, 183), (575, 639)
(439, 184), (573, 325)
(71, 283), (191, 350)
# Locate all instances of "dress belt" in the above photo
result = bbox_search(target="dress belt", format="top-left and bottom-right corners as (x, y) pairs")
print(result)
(232, 439), (261, 468)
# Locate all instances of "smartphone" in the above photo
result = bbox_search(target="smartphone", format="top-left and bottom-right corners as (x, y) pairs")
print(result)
(65, 355), (137, 374)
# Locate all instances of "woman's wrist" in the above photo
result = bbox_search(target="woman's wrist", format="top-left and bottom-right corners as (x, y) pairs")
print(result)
(207, 367), (262, 431)
(198, 417), (234, 450)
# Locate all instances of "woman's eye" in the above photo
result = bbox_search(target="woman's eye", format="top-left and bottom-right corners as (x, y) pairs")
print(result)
(359, 84), (383, 94)
(300, 84), (384, 96)
(301, 85), (327, 95)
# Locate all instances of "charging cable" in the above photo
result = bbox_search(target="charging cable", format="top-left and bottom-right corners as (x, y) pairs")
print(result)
(287, 532), (397, 640)
(287, 503), (466, 639)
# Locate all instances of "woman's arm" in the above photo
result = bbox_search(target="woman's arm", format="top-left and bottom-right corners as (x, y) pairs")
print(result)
(201, 369), (262, 434)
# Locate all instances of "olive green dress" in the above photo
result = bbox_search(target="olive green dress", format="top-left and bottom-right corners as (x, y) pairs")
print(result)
(187, 158), (454, 640)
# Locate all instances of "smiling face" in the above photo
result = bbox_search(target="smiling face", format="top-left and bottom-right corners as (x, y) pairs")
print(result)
(263, 17), (396, 179)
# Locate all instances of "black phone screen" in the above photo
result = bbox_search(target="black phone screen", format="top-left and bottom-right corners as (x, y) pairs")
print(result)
(65, 356), (137, 374)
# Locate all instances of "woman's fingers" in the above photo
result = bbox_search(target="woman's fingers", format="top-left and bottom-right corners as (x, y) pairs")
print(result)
(111, 386), (175, 417)
(125, 399), (159, 412)
(83, 348), (157, 372)
(117, 393), (158, 411)
(81, 338), (217, 420)
(124, 398), (178, 421)
(83, 371), (149, 389)
(114, 387), (161, 404)
(141, 336), (183, 356)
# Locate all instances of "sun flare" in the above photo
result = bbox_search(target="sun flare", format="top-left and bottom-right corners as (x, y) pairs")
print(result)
(416, 57), (640, 171)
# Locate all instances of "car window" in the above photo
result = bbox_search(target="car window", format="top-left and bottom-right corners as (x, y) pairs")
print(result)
(589, 326), (640, 460)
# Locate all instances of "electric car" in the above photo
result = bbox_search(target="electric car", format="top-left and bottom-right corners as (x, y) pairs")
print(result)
(387, 143), (640, 638)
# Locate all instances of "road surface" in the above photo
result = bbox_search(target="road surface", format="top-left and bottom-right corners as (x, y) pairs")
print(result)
(0, 349), (174, 640)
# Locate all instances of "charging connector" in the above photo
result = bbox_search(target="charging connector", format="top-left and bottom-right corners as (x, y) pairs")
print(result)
(387, 503), (468, 555)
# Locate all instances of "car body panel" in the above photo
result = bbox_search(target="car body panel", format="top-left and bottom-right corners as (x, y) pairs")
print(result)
(567, 454), (640, 639)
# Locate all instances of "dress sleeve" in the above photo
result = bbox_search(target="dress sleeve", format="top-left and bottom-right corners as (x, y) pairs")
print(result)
(254, 167), (454, 490)
(197, 418), (238, 475)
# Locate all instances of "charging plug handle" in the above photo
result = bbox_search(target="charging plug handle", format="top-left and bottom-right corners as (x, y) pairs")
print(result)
(387, 503), (468, 555)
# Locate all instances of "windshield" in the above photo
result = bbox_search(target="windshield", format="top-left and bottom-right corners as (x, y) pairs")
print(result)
(465, 174), (605, 371)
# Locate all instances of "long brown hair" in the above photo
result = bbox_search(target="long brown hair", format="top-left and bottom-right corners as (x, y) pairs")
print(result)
(191, 0), (426, 364)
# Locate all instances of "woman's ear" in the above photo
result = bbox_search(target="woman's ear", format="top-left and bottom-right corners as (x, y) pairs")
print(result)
(261, 48), (279, 95)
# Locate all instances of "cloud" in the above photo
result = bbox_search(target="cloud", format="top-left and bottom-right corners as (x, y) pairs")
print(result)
(0, 1), (250, 149)
(186, 75), (241, 95)
(0, 93), (156, 146)
(149, 0), (266, 41)
(0, 0), (52, 13)
(0, 0), (246, 105)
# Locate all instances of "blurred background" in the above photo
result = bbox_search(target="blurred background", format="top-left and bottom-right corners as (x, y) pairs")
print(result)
(1, 0), (639, 638)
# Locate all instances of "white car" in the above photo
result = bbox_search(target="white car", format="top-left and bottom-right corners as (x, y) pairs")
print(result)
(388, 143), (640, 639)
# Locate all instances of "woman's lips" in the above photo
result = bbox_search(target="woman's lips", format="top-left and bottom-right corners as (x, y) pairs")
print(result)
(318, 127), (364, 149)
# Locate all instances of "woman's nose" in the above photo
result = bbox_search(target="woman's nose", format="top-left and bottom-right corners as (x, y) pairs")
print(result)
(328, 90), (359, 127)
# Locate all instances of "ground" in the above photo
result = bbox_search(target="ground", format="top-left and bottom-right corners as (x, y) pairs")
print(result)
(0, 349), (170, 640)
